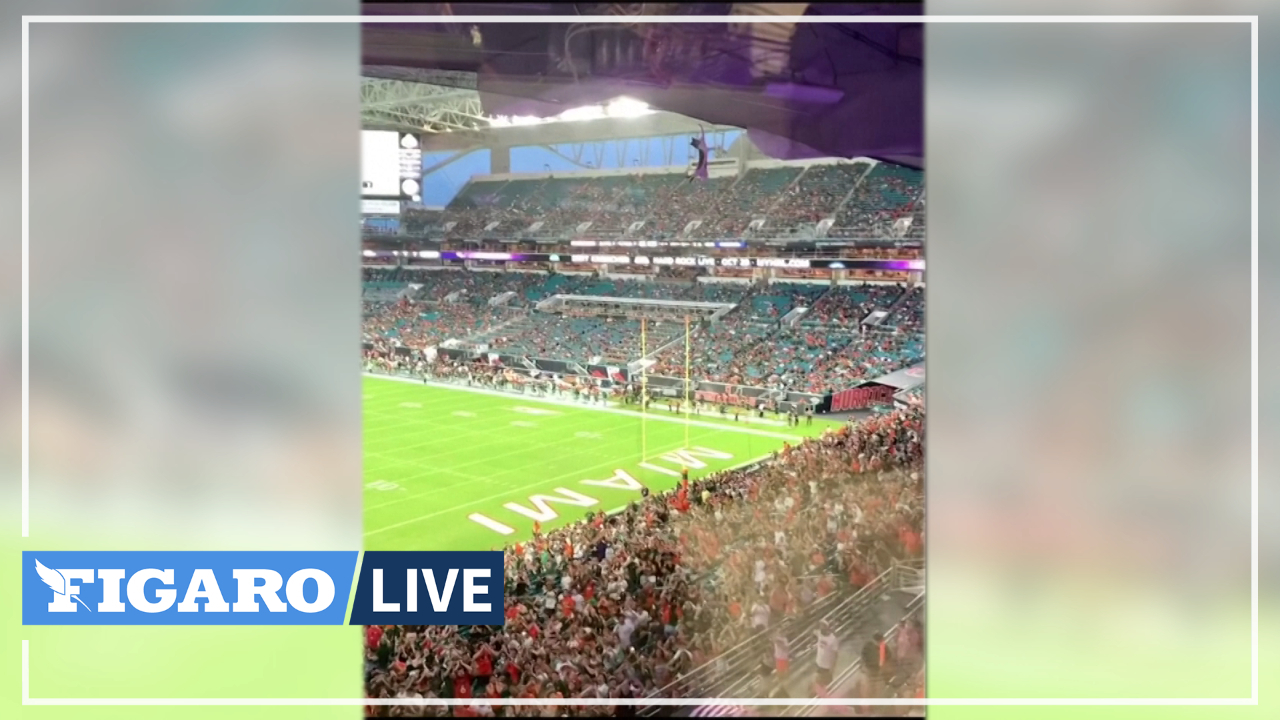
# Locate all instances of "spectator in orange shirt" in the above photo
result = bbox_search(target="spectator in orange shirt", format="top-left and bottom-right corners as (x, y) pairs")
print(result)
(901, 526), (922, 556)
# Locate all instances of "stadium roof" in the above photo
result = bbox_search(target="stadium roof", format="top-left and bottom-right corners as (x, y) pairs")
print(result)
(361, 4), (923, 168)
(361, 67), (741, 152)
(361, 75), (486, 134)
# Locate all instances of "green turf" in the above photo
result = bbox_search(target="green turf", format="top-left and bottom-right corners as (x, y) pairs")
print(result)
(363, 374), (839, 551)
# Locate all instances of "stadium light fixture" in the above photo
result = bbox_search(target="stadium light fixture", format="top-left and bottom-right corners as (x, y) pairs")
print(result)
(487, 96), (654, 128)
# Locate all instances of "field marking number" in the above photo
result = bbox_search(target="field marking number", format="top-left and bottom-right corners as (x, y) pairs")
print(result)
(511, 406), (560, 416)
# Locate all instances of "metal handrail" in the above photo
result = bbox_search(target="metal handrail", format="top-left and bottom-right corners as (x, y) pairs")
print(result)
(638, 566), (897, 716)
(634, 560), (924, 717)
(791, 596), (926, 717)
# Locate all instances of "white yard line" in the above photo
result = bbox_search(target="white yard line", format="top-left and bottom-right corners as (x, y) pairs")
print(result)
(364, 373), (807, 440)
(364, 393), (761, 531)
(367, 446), (779, 539)
(363, 394), (648, 454)
(364, 433), (716, 537)
(363, 391), (736, 507)
(362, 376), (805, 537)
(364, 425), (727, 513)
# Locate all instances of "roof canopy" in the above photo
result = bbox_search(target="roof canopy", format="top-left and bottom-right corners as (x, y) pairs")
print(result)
(361, 3), (923, 168)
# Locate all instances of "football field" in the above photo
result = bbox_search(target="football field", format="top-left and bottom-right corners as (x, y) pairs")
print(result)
(363, 375), (839, 550)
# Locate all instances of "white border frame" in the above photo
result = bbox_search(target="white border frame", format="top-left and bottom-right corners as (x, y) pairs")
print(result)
(19, 13), (1258, 708)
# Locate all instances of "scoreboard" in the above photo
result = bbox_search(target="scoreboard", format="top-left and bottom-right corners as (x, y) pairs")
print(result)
(361, 130), (422, 212)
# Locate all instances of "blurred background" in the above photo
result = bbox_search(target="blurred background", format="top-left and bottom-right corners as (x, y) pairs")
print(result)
(3, 1), (364, 718)
(1, 1), (1275, 719)
(926, 11), (1257, 711)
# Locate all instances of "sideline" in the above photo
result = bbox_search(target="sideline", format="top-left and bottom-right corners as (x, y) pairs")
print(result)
(363, 372), (814, 441)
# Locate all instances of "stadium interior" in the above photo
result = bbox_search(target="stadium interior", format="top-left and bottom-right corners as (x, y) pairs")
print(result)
(360, 7), (924, 717)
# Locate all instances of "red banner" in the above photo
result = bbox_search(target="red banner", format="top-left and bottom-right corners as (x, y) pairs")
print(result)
(831, 384), (897, 412)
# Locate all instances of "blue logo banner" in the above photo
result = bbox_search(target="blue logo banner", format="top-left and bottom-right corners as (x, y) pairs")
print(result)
(348, 551), (504, 626)
(22, 551), (359, 625)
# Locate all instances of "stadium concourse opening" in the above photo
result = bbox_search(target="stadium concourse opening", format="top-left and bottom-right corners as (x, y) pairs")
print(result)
(360, 6), (923, 717)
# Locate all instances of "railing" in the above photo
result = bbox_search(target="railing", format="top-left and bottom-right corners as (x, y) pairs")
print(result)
(892, 558), (925, 596)
(790, 595), (926, 717)
(638, 566), (898, 717)
(629, 558), (925, 718)
(762, 559), (925, 717)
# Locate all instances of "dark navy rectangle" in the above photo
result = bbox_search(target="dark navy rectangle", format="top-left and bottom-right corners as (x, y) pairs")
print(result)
(349, 551), (504, 626)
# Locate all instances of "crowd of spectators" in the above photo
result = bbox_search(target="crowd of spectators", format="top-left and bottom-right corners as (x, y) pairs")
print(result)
(474, 314), (684, 365)
(719, 328), (861, 393)
(828, 164), (925, 240)
(424, 272), (548, 306)
(648, 316), (776, 381)
(740, 283), (828, 322)
(390, 160), (920, 244)
(363, 269), (924, 394)
(363, 299), (514, 351)
(646, 283), (923, 393)
(406, 270), (748, 307)
(441, 179), (548, 238)
(402, 208), (443, 235)
(809, 331), (925, 391)
(886, 286), (925, 333)
(764, 163), (871, 235)
(363, 354), (613, 404)
(536, 177), (639, 236)
(586, 280), (840, 382)
(802, 284), (903, 326)
(688, 167), (804, 239)
(364, 407), (925, 715)
(588, 174), (688, 236)
(902, 386), (925, 408)
(643, 177), (737, 238)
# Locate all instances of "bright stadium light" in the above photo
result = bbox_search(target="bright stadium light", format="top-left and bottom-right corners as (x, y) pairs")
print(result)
(487, 97), (654, 127)
(558, 105), (607, 122)
(603, 97), (652, 117)
(487, 114), (543, 127)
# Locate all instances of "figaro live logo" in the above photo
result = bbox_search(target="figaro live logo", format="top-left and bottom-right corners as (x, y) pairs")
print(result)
(22, 551), (504, 626)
